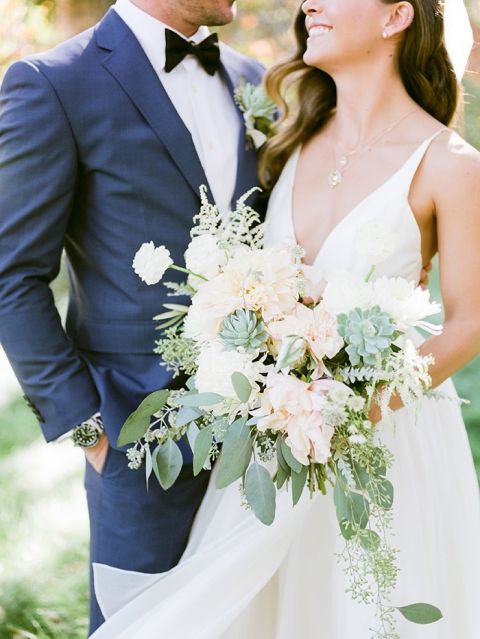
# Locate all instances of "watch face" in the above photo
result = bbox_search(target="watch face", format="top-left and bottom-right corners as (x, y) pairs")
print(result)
(73, 424), (100, 448)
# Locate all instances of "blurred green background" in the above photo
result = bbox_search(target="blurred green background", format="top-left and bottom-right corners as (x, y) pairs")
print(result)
(0, 1), (479, 637)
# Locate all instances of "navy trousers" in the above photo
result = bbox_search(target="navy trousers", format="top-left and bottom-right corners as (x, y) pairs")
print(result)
(84, 450), (210, 636)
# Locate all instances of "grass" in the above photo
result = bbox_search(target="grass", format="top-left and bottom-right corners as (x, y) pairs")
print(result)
(0, 397), (89, 639)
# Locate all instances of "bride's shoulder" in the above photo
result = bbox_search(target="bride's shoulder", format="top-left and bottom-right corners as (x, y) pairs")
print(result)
(423, 128), (480, 204)
(427, 128), (480, 175)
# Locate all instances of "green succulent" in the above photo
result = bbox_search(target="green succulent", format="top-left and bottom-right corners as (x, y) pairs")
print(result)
(220, 309), (268, 353)
(337, 306), (396, 366)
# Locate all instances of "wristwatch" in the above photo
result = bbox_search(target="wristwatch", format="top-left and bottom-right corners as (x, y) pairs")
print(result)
(72, 413), (105, 448)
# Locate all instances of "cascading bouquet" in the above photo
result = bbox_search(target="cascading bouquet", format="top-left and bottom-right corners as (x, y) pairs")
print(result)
(120, 188), (443, 638)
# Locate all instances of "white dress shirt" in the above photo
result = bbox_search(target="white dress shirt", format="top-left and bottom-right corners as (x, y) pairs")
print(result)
(114, 0), (241, 215)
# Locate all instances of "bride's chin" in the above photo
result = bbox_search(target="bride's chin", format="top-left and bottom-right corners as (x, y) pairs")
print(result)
(303, 48), (328, 70)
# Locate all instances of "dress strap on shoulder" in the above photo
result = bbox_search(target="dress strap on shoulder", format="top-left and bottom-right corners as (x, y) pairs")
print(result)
(399, 127), (449, 195)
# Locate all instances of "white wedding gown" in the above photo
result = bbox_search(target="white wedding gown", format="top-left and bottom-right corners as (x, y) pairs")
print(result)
(91, 131), (480, 638)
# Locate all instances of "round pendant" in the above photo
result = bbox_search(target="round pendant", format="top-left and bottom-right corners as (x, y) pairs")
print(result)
(328, 170), (343, 188)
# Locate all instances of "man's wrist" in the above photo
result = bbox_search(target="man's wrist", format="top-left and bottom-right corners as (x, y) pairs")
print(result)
(71, 412), (105, 449)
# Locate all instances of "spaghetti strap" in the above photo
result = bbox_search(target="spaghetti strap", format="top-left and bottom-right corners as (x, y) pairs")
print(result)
(399, 127), (449, 195)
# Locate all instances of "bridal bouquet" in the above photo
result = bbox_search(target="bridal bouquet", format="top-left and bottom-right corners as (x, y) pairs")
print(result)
(120, 188), (443, 637)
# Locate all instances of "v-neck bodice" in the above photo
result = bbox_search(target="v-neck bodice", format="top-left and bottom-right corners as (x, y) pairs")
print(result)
(264, 130), (445, 283)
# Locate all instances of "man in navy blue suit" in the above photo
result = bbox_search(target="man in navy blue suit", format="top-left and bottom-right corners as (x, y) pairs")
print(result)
(0, 0), (264, 633)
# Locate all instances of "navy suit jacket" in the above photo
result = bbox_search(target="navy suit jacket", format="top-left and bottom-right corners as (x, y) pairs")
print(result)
(0, 9), (264, 445)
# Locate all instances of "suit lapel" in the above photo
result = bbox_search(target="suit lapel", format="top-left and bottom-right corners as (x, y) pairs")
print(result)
(219, 47), (262, 207)
(96, 10), (213, 201)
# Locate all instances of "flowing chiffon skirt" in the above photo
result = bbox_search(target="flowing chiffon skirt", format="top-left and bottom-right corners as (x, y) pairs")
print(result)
(92, 379), (480, 638)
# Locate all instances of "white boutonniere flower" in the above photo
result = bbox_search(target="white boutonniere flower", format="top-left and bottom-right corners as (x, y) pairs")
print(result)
(234, 77), (277, 150)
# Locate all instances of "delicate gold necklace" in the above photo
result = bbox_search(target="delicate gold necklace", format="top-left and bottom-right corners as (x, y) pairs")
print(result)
(327, 109), (417, 188)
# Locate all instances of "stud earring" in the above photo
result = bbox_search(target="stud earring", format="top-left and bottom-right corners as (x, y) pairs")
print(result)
(382, 30), (389, 39)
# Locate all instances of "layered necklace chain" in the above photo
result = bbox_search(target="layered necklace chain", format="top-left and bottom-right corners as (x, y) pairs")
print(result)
(327, 109), (417, 188)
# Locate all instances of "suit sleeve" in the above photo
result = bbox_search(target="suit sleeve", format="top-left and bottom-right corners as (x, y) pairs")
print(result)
(0, 60), (100, 442)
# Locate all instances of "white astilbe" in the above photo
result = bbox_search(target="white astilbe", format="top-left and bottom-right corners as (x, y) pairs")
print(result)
(221, 188), (264, 249)
(378, 340), (434, 421)
(190, 186), (224, 238)
(190, 186), (264, 251)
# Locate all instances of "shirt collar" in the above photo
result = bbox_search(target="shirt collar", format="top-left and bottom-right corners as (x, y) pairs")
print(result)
(114, 0), (211, 71)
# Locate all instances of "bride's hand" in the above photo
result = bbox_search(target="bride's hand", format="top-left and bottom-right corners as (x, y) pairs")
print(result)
(368, 402), (382, 425)
(419, 261), (433, 289)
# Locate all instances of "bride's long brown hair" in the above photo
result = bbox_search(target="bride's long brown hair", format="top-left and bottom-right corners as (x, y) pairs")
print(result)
(259, 0), (459, 190)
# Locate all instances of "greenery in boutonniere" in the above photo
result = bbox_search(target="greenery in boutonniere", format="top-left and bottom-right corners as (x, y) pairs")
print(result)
(234, 78), (277, 150)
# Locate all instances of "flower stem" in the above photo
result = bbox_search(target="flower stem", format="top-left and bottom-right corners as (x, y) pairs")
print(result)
(365, 265), (376, 283)
(171, 264), (208, 282)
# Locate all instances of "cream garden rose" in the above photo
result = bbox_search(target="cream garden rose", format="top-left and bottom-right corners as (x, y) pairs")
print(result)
(184, 234), (227, 288)
(255, 372), (350, 465)
(267, 302), (344, 373)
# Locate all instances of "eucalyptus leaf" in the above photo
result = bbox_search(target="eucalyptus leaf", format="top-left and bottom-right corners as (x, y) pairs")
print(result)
(193, 426), (213, 476)
(397, 604), (443, 625)
(275, 335), (305, 371)
(211, 417), (228, 444)
(276, 465), (289, 489)
(244, 463), (276, 525)
(154, 440), (183, 490)
(358, 529), (381, 552)
(339, 519), (358, 540)
(216, 418), (252, 489)
(176, 392), (223, 407)
(145, 446), (153, 489)
(334, 481), (370, 535)
(117, 390), (170, 447)
(372, 448), (387, 476)
(276, 439), (290, 474)
(291, 464), (308, 506)
(231, 371), (252, 403)
(186, 377), (196, 391)
(280, 438), (303, 474)
(369, 479), (394, 510)
(186, 421), (200, 451)
(176, 406), (203, 428)
(347, 492), (370, 529)
(353, 462), (371, 490)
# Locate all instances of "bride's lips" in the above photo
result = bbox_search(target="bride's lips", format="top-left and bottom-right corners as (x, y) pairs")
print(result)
(306, 22), (333, 38)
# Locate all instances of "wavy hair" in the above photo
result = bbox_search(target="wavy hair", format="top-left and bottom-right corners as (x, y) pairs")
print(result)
(260, 0), (459, 189)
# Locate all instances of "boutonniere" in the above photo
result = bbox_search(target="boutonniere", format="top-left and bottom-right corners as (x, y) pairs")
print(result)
(234, 78), (277, 150)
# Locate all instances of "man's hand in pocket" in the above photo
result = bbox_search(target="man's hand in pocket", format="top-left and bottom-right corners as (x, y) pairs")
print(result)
(84, 433), (109, 475)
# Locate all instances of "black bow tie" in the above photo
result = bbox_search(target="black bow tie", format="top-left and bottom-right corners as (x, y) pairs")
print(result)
(164, 30), (221, 76)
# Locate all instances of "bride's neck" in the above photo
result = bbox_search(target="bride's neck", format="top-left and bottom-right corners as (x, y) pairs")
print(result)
(328, 69), (419, 148)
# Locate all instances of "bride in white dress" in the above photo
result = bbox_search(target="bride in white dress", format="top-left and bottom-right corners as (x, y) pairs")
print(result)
(91, 0), (480, 637)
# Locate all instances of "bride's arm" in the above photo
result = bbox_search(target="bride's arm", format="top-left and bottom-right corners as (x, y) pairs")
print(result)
(370, 135), (480, 421)
(419, 135), (480, 386)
